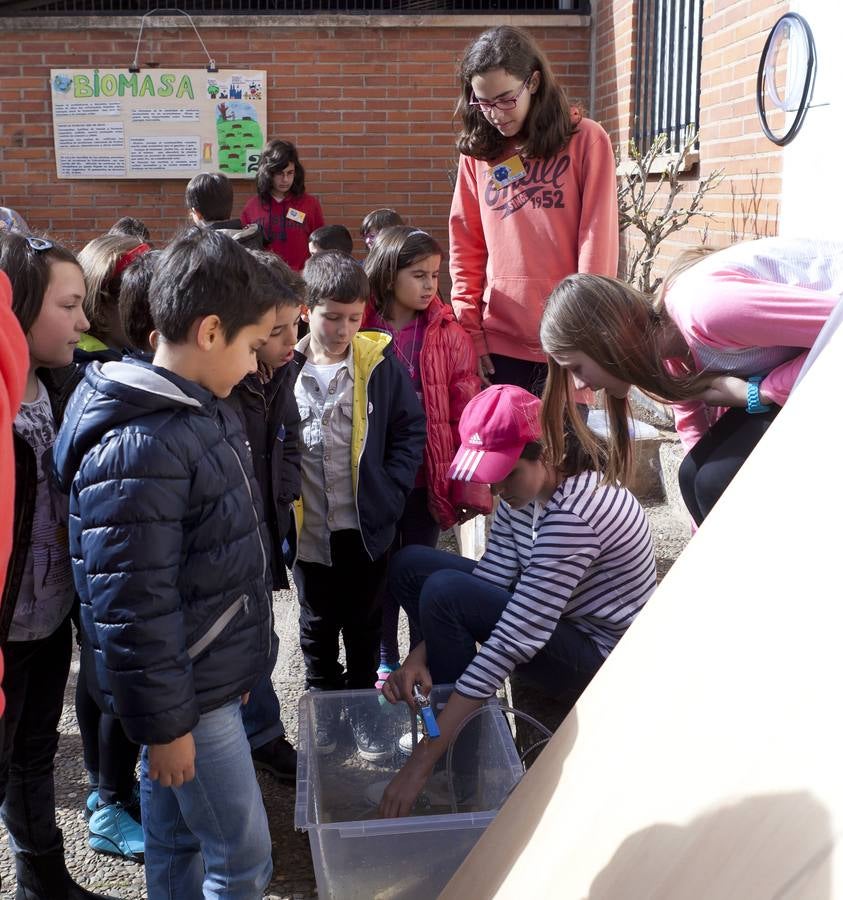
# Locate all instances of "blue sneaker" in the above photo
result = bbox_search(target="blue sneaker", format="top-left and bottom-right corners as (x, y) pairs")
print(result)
(85, 789), (98, 820)
(88, 803), (145, 863)
(375, 662), (399, 692)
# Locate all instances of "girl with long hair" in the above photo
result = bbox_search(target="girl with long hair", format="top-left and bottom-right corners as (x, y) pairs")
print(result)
(449, 25), (618, 395)
(363, 226), (490, 687)
(0, 231), (115, 898)
(240, 139), (325, 271)
(540, 237), (843, 524)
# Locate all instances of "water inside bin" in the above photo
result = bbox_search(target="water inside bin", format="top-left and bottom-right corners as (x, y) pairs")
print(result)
(317, 764), (475, 823)
(305, 688), (520, 825)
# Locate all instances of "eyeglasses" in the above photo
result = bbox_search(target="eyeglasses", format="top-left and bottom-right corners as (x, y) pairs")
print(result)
(25, 236), (54, 253)
(469, 77), (532, 113)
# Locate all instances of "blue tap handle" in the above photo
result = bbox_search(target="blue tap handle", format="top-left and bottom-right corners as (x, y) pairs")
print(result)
(412, 683), (441, 740)
(420, 704), (440, 739)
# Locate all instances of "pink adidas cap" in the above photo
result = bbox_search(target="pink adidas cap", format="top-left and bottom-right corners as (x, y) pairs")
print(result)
(448, 385), (542, 484)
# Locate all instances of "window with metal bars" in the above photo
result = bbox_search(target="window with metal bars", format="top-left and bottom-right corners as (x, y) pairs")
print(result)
(1, 0), (590, 15)
(633, 0), (703, 153)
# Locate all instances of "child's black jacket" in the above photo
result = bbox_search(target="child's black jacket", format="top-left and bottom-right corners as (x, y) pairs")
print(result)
(225, 364), (300, 589)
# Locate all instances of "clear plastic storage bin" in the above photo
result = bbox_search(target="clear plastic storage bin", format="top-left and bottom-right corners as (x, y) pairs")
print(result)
(295, 686), (523, 900)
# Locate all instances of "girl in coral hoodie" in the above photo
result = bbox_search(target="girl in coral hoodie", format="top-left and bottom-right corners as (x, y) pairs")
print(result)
(450, 25), (619, 396)
(363, 227), (491, 686)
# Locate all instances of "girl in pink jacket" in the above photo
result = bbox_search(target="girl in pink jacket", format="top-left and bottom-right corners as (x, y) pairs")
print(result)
(449, 25), (618, 396)
(539, 237), (843, 525)
(364, 227), (491, 686)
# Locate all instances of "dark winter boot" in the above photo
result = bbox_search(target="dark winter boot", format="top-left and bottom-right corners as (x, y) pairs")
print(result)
(14, 850), (117, 899)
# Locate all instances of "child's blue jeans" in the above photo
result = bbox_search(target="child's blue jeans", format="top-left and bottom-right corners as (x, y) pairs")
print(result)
(140, 700), (272, 900)
(241, 629), (286, 750)
(241, 671), (285, 750)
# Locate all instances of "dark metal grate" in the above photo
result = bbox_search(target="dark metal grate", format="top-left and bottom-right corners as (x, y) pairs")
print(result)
(633, 0), (703, 152)
(1, 0), (589, 15)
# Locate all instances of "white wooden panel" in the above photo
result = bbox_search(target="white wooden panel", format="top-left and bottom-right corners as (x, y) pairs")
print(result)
(441, 329), (843, 899)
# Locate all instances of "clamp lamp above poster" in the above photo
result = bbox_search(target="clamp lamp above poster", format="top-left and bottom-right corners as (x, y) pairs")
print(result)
(50, 67), (267, 180)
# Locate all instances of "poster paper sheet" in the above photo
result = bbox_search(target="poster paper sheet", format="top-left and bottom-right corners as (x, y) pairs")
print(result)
(50, 69), (267, 180)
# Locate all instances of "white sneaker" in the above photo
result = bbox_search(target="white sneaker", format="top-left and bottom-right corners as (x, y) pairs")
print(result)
(398, 718), (424, 756)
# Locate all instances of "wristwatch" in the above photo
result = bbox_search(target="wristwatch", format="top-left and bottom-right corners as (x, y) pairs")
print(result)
(746, 376), (772, 414)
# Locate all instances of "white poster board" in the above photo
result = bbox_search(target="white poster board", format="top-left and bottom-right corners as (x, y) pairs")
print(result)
(49, 68), (267, 180)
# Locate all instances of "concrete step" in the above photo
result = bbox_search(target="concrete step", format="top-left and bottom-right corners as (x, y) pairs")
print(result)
(585, 409), (681, 506)
(659, 437), (688, 521)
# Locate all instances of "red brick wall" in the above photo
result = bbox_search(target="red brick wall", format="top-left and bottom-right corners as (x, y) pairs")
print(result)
(696, 0), (788, 248)
(592, 0), (636, 148)
(594, 0), (789, 286)
(0, 18), (590, 264)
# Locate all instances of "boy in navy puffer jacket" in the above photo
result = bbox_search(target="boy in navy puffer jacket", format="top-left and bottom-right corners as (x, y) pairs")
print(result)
(53, 229), (279, 900)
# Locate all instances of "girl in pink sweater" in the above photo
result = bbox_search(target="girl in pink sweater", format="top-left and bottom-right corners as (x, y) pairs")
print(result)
(449, 25), (618, 396)
(539, 237), (843, 524)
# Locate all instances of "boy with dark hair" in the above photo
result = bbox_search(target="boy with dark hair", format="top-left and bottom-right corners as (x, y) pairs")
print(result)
(108, 216), (151, 242)
(53, 228), (277, 899)
(118, 249), (160, 352)
(186, 171), (264, 250)
(226, 250), (304, 781)
(291, 251), (426, 759)
(112, 242), (303, 780)
(360, 208), (404, 250)
(308, 224), (354, 256)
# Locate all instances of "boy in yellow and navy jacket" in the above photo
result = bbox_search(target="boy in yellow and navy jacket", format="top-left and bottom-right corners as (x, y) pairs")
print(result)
(290, 251), (425, 760)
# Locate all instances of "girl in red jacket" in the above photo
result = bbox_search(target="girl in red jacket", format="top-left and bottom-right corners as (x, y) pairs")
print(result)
(450, 25), (619, 396)
(364, 227), (491, 686)
(240, 139), (325, 272)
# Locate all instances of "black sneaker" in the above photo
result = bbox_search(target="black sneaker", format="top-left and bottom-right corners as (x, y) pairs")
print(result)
(251, 736), (298, 782)
(124, 779), (142, 823)
(348, 701), (393, 764)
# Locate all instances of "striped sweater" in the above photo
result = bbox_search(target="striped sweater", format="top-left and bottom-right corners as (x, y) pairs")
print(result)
(456, 470), (656, 700)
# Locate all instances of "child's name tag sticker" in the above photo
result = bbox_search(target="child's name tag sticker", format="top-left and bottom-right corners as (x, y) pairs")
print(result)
(488, 155), (527, 190)
(286, 208), (306, 224)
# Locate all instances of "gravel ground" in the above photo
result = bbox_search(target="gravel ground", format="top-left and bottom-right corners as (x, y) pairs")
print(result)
(0, 499), (689, 899)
